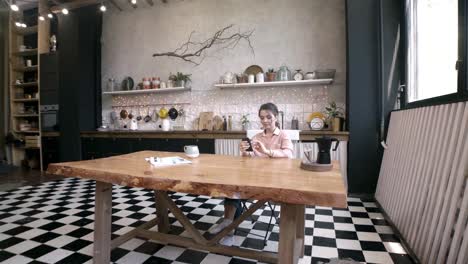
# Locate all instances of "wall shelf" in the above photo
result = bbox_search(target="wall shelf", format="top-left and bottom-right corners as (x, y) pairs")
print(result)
(13, 114), (39, 118)
(214, 79), (333, 89)
(103, 87), (190, 95)
(13, 49), (38, 57)
(13, 98), (39, 102)
(13, 25), (38, 36)
(13, 65), (38, 72)
(13, 130), (40, 134)
(13, 81), (38, 87)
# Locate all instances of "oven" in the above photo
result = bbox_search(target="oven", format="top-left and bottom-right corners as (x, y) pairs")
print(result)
(40, 104), (59, 131)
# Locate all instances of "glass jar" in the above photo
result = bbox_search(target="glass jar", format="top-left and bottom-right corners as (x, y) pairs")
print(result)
(276, 65), (291, 81)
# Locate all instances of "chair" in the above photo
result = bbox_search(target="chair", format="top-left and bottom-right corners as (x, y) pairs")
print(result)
(238, 130), (300, 247)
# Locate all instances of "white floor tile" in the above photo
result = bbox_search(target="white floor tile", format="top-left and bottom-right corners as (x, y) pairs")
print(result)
(154, 245), (185, 260)
(336, 239), (362, 250)
(357, 232), (382, 242)
(36, 248), (74, 264)
(363, 251), (394, 264)
(384, 242), (407, 254)
(313, 228), (336, 239)
(311, 246), (338, 258)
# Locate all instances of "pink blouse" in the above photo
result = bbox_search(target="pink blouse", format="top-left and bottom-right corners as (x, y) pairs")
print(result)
(246, 128), (294, 158)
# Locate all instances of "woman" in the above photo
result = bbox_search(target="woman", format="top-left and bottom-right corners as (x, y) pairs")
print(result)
(209, 102), (294, 246)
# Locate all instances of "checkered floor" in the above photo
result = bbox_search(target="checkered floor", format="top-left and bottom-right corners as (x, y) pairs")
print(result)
(0, 178), (414, 264)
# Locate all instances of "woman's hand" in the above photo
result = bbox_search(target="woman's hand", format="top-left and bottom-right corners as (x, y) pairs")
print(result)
(239, 140), (251, 155)
(252, 141), (270, 156)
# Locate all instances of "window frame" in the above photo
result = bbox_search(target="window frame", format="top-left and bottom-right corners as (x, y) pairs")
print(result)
(402, 0), (468, 109)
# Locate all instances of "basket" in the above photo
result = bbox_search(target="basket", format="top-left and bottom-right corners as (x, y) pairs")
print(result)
(314, 69), (336, 79)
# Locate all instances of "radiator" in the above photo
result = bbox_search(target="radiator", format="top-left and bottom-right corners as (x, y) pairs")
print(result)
(375, 102), (468, 264)
(215, 139), (348, 187)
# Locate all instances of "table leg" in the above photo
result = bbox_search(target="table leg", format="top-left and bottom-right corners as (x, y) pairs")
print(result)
(154, 190), (170, 233)
(296, 205), (305, 257)
(93, 181), (113, 263)
(279, 203), (298, 264)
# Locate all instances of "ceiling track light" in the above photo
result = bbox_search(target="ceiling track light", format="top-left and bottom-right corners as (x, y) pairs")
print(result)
(10, 0), (19, 11)
(47, 13), (53, 19)
(131, 0), (137, 5)
(62, 8), (69, 15)
(100, 1), (107, 12)
(39, 15), (45, 21)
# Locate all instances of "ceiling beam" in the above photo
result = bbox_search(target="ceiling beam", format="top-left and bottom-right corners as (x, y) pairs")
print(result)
(109, 0), (122, 11)
(145, 0), (154, 6)
(50, 0), (100, 13)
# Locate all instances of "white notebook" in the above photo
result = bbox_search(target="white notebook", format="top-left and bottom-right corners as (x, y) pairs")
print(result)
(145, 156), (192, 167)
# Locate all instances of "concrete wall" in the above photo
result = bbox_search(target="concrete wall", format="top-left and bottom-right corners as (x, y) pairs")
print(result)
(101, 0), (346, 130)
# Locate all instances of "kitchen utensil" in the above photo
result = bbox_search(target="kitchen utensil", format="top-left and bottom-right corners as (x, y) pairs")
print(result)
(152, 109), (159, 122)
(316, 136), (340, 164)
(120, 109), (128, 119)
(313, 69), (336, 79)
(128, 108), (134, 119)
(198, 112), (214, 131)
(168, 107), (178, 120)
(121, 76), (134, 90)
(160, 118), (171, 131)
(276, 65), (291, 81)
(159, 107), (168, 119)
(304, 72), (315, 80)
(244, 65), (263, 76)
(136, 108), (143, 121)
(212, 115), (223, 130)
(144, 108), (152, 122)
(222, 72), (235, 84)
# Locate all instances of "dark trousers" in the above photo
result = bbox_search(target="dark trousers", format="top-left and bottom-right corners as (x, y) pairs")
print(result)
(224, 198), (244, 219)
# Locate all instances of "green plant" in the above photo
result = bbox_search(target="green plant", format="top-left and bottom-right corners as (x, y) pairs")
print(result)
(240, 114), (250, 125)
(172, 72), (191, 82)
(267, 68), (275, 73)
(324, 101), (344, 119)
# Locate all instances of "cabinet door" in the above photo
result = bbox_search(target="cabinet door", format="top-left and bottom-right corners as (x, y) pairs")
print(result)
(42, 137), (60, 169)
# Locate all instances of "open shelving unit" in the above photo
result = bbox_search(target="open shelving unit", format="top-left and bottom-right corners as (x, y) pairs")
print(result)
(103, 87), (190, 95)
(214, 78), (333, 89)
(8, 2), (49, 171)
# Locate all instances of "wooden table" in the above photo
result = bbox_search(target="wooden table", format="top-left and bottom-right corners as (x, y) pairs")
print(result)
(47, 151), (347, 264)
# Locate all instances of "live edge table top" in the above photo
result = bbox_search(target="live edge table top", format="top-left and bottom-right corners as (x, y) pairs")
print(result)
(47, 151), (347, 208)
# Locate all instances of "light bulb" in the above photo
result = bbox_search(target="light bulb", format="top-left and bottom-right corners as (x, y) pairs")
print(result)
(39, 16), (45, 21)
(21, 23), (27, 28)
(47, 13), (53, 18)
(131, 0), (137, 4)
(11, 4), (19, 11)
(100, 5), (106, 12)
(62, 8), (69, 15)
(15, 22), (21, 27)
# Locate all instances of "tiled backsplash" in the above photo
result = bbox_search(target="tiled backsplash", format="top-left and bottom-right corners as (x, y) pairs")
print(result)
(102, 84), (346, 131)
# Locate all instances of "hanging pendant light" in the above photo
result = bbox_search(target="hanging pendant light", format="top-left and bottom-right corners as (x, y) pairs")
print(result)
(10, 0), (19, 11)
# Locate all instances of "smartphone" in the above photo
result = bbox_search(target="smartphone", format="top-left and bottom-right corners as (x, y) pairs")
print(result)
(242, 137), (253, 151)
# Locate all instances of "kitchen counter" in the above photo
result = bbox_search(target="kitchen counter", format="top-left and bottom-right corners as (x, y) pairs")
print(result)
(78, 130), (349, 141)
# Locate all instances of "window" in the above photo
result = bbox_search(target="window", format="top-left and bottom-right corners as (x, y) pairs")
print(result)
(405, 0), (465, 105)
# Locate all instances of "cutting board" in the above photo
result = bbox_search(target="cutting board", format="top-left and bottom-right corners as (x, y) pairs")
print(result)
(198, 112), (214, 131)
(212, 115), (223, 131)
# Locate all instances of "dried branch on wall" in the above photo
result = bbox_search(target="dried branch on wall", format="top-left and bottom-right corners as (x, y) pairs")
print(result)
(152, 24), (255, 65)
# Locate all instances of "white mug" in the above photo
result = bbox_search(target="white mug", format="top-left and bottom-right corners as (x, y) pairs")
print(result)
(184, 145), (200, 158)
(256, 72), (264, 83)
(248, 74), (255, 83)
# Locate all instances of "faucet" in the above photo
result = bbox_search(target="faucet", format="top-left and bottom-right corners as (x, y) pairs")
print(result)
(278, 111), (284, 129)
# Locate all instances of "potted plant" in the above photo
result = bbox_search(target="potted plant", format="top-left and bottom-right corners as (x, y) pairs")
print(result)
(241, 114), (250, 130)
(265, 68), (276, 82)
(324, 101), (344, 132)
(170, 72), (192, 88)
